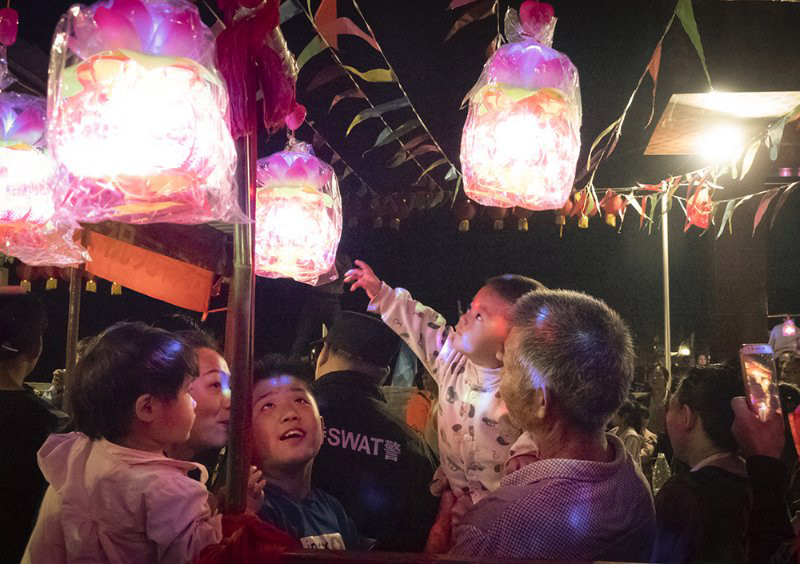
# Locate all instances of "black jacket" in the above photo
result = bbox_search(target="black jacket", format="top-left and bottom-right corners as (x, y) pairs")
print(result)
(311, 371), (439, 552)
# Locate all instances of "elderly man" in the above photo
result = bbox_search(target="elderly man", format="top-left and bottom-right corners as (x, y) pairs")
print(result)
(450, 289), (656, 560)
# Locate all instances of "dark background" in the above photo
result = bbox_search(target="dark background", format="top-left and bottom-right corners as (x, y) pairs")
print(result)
(9, 0), (800, 381)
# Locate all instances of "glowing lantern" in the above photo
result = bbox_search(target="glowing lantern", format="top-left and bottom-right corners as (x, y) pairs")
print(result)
(783, 318), (796, 337)
(0, 92), (88, 266)
(599, 189), (626, 227)
(460, 1), (581, 211)
(47, 0), (241, 225)
(255, 141), (341, 286)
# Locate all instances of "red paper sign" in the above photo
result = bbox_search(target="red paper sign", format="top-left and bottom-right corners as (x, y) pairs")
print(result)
(86, 232), (213, 312)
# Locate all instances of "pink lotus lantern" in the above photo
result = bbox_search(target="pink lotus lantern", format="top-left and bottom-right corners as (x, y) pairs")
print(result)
(0, 92), (88, 266)
(255, 141), (342, 286)
(47, 0), (241, 224)
(460, 1), (581, 211)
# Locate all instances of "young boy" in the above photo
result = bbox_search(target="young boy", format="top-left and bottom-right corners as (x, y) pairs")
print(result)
(346, 262), (542, 523)
(252, 354), (362, 550)
(23, 322), (223, 564)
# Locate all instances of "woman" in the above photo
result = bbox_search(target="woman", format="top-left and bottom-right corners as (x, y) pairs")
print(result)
(613, 400), (648, 466)
(166, 330), (231, 486)
(653, 364), (749, 563)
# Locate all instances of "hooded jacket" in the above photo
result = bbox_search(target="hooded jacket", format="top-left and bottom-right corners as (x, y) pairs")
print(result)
(23, 432), (222, 564)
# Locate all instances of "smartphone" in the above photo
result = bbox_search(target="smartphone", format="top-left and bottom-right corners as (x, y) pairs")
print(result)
(739, 344), (781, 422)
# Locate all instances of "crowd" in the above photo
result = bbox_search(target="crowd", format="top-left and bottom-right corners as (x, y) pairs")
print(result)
(1, 260), (798, 563)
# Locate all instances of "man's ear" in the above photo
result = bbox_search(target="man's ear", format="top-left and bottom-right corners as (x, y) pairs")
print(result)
(534, 387), (548, 420)
(134, 394), (157, 423)
(680, 403), (696, 432)
(315, 344), (330, 377)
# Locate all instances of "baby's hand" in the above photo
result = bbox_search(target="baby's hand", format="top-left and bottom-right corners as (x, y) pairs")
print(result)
(246, 466), (266, 514)
(344, 260), (382, 300)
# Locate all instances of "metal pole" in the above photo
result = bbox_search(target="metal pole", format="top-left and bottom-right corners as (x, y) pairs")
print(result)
(63, 235), (87, 416)
(225, 132), (257, 513)
(662, 195), (672, 399)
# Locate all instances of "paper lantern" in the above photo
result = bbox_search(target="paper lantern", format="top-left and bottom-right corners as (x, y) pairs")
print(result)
(255, 141), (341, 286)
(783, 318), (796, 337)
(0, 92), (88, 266)
(599, 189), (626, 227)
(460, 1), (581, 211)
(685, 186), (712, 231)
(47, 0), (241, 225)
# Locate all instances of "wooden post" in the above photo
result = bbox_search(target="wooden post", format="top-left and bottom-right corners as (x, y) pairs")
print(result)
(62, 232), (87, 416)
(225, 132), (257, 513)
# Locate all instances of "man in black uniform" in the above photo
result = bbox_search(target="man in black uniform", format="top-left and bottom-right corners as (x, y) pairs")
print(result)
(311, 311), (439, 552)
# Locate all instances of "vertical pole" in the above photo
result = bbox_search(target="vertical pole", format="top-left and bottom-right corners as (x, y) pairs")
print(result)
(225, 132), (257, 513)
(63, 233), (87, 416)
(661, 195), (672, 399)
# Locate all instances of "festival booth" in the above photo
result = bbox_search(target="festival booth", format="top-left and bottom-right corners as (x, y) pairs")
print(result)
(3, 0), (800, 561)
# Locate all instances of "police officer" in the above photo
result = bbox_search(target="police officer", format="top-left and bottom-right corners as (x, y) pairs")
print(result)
(311, 311), (439, 552)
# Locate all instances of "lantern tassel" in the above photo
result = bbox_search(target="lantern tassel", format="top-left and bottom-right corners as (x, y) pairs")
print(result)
(45, 277), (57, 291)
(20, 279), (31, 292)
(111, 282), (122, 295)
(458, 219), (470, 232)
(85, 278), (97, 293)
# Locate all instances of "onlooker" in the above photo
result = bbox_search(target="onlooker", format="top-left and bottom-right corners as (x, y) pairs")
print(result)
(653, 364), (749, 563)
(697, 354), (710, 367)
(311, 311), (439, 551)
(166, 330), (231, 487)
(613, 400), (648, 466)
(23, 322), (223, 563)
(346, 261), (541, 536)
(730, 395), (796, 564)
(44, 336), (95, 410)
(450, 289), (655, 561)
(0, 295), (67, 562)
(253, 355), (362, 550)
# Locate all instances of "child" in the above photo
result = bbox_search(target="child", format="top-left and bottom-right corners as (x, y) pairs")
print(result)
(252, 354), (362, 550)
(23, 322), (223, 564)
(346, 262), (542, 524)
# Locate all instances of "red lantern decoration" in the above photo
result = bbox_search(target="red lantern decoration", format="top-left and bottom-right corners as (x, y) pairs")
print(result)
(460, 1), (581, 211)
(599, 189), (626, 228)
(454, 198), (477, 232)
(486, 207), (509, 231)
(47, 0), (242, 225)
(685, 185), (712, 231)
(254, 141), (342, 286)
(570, 190), (597, 228)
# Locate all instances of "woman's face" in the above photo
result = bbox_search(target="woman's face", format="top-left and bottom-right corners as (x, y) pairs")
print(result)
(186, 347), (231, 451)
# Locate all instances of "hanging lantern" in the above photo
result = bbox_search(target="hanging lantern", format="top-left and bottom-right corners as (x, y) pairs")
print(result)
(783, 318), (796, 337)
(0, 92), (87, 266)
(387, 193), (414, 230)
(599, 189), (626, 227)
(254, 140), (342, 286)
(512, 207), (533, 231)
(570, 189), (597, 229)
(555, 197), (573, 237)
(487, 207), (509, 231)
(86, 277), (97, 293)
(460, 1), (581, 211)
(47, 0), (242, 225)
(15, 262), (33, 292)
(454, 198), (477, 232)
(685, 186), (712, 231)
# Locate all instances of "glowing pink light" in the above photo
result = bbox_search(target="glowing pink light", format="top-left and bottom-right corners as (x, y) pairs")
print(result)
(48, 0), (240, 224)
(783, 318), (796, 337)
(255, 144), (341, 286)
(460, 2), (580, 211)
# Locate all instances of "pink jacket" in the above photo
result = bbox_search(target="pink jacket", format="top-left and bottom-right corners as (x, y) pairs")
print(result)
(23, 432), (222, 564)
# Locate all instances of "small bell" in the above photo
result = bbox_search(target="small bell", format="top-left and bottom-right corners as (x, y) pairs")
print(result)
(20, 279), (31, 293)
(111, 282), (122, 295)
(517, 217), (529, 232)
(85, 278), (97, 293)
(578, 215), (589, 229)
(390, 218), (401, 231)
(605, 213), (617, 228)
(458, 219), (471, 232)
(45, 277), (58, 291)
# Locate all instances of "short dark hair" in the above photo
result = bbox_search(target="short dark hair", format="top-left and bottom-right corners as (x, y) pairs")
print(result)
(0, 295), (47, 360)
(152, 313), (203, 333)
(254, 354), (315, 390)
(618, 399), (648, 434)
(174, 329), (221, 354)
(72, 322), (198, 442)
(674, 364), (745, 453)
(510, 289), (635, 433)
(484, 274), (544, 306)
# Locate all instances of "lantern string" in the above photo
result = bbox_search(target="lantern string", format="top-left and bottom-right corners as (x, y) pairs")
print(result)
(294, 0), (451, 201)
(350, 0), (462, 186)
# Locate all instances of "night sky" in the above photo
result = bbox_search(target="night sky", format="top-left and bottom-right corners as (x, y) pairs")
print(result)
(11, 0), (800, 381)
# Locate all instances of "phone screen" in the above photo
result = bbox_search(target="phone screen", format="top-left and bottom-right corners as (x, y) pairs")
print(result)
(741, 349), (781, 421)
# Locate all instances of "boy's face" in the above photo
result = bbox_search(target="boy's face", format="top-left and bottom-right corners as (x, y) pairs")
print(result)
(453, 286), (513, 367)
(252, 375), (323, 472)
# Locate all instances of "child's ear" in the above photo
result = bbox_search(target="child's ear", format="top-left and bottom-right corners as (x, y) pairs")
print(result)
(134, 394), (157, 423)
(496, 345), (504, 364)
